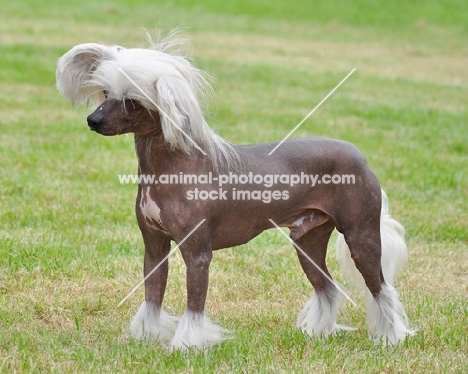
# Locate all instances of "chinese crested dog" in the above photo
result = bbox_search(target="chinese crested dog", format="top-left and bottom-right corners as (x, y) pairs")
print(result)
(56, 30), (415, 350)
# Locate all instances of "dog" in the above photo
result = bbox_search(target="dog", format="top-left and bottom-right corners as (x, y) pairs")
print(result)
(56, 30), (415, 350)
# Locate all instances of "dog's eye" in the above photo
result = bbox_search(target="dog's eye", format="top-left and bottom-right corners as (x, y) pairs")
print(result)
(126, 98), (137, 107)
(103, 90), (109, 98)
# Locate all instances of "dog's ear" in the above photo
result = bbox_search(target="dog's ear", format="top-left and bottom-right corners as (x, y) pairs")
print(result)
(56, 43), (114, 105)
(155, 75), (206, 153)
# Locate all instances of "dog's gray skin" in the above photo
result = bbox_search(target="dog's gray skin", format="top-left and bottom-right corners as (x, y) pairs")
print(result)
(87, 98), (383, 317)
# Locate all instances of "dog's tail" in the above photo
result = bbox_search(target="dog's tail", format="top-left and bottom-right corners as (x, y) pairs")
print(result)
(336, 189), (408, 290)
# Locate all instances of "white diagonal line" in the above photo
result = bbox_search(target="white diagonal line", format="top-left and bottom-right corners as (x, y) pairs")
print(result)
(268, 68), (356, 155)
(118, 218), (206, 307)
(268, 219), (356, 306)
(118, 67), (207, 156)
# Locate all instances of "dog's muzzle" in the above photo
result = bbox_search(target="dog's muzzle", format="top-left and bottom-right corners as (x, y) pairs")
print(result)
(87, 110), (104, 132)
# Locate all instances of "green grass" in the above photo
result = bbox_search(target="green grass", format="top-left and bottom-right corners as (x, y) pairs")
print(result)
(1, 0), (467, 372)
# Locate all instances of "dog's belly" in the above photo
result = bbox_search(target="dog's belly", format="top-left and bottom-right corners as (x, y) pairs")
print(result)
(210, 203), (331, 250)
(211, 224), (265, 250)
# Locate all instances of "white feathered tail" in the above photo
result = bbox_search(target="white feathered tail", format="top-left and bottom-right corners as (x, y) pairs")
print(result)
(336, 189), (415, 344)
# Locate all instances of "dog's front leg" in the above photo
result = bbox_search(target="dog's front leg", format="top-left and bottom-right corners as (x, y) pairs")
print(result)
(129, 228), (178, 344)
(171, 243), (229, 351)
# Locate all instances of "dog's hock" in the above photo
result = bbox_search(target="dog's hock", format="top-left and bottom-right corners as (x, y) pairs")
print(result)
(336, 189), (409, 289)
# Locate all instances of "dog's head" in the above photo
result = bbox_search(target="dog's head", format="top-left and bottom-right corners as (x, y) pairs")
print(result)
(56, 33), (211, 145)
(56, 31), (242, 173)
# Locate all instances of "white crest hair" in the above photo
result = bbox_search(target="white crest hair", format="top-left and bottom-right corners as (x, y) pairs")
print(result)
(56, 29), (242, 173)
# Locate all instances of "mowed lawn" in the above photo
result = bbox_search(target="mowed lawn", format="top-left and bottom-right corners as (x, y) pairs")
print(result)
(0, 0), (467, 373)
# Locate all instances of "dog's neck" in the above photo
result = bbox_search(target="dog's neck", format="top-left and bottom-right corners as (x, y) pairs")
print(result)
(135, 134), (165, 173)
(134, 134), (212, 176)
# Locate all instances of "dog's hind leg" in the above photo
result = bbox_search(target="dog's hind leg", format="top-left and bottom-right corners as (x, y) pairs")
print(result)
(171, 241), (229, 351)
(337, 192), (415, 344)
(129, 230), (178, 344)
(294, 220), (355, 338)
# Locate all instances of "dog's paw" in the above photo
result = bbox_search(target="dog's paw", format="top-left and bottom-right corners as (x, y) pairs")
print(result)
(129, 301), (178, 343)
(170, 310), (231, 351)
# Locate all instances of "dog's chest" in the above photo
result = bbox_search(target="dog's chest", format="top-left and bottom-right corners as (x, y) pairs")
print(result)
(139, 186), (168, 233)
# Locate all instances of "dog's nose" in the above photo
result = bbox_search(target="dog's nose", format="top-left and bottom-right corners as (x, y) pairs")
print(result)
(87, 111), (104, 130)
